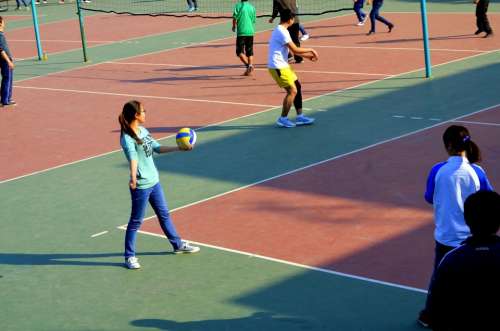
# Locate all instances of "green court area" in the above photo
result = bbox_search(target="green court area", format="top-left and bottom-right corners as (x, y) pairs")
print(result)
(1, 1), (499, 330)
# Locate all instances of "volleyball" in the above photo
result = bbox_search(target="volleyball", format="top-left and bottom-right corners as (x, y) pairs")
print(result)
(176, 128), (197, 149)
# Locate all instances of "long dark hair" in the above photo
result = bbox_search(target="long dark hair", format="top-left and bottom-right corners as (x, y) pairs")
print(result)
(118, 100), (143, 145)
(442, 125), (481, 163)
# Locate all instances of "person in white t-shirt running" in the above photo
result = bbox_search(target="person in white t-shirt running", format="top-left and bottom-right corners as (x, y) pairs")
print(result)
(267, 9), (318, 128)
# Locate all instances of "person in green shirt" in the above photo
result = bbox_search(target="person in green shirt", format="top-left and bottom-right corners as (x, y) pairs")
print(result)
(232, 0), (256, 76)
(119, 100), (200, 270)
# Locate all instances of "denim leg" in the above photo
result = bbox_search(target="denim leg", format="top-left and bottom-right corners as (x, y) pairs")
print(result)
(0, 61), (11, 105)
(7, 67), (13, 102)
(149, 183), (182, 250)
(354, 1), (365, 21)
(369, 5), (380, 32)
(124, 186), (152, 258)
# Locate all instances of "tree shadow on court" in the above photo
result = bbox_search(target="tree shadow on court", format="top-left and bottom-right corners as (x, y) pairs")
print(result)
(0, 251), (170, 268)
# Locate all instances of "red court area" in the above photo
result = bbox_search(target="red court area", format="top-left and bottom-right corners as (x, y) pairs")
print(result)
(9, 13), (226, 59)
(1, 13), (499, 182)
(142, 107), (500, 289)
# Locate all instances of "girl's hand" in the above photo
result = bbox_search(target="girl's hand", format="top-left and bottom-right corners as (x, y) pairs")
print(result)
(129, 178), (137, 189)
(178, 145), (193, 151)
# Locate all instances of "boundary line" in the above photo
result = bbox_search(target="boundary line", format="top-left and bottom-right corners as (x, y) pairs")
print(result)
(454, 119), (500, 127)
(126, 227), (428, 294)
(3, 48), (499, 184)
(13, 86), (278, 108)
(106, 61), (392, 77)
(116, 101), (499, 295)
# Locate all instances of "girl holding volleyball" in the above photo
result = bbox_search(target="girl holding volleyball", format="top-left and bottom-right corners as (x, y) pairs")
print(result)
(119, 100), (200, 270)
(418, 125), (493, 327)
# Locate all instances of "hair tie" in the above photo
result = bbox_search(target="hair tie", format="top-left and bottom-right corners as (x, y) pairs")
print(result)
(463, 135), (471, 143)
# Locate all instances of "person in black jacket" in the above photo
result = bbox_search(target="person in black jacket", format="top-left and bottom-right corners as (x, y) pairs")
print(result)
(474, 0), (493, 37)
(423, 190), (500, 330)
(269, 0), (303, 63)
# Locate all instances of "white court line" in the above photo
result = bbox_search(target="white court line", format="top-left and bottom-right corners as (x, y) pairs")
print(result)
(13, 86), (277, 109)
(11, 39), (119, 44)
(91, 231), (108, 238)
(240, 43), (489, 54)
(454, 120), (500, 127)
(4, 48), (499, 185)
(124, 227), (428, 294)
(106, 61), (391, 77)
(117, 101), (500, 294)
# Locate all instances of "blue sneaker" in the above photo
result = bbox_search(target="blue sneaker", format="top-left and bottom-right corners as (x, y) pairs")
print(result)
(276, 117), (296, 128)
(295, 115), (315, 126)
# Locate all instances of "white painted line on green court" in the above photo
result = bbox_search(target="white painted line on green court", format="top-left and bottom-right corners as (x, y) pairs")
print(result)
(126, 227), (428, 294)
(454, 120), (500, 127)
(91, 231), (108, 238)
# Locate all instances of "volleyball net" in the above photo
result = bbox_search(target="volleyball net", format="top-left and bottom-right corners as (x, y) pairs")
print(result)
(78, 0), (353, 19)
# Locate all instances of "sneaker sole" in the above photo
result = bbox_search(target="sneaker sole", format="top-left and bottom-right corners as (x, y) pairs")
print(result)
(276, 123), (295, 128)
(174, 247), (200, 254)
(296, 120), (314, 126)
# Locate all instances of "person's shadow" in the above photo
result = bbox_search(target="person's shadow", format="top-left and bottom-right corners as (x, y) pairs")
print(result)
(0, 251), (170, 268)
(131, 312), (319, 330)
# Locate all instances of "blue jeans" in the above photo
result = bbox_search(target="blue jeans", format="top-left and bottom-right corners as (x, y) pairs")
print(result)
(0, 60), (13, 105)
(353, 0), (366, 22)
(369, 0), (392, 32)
(125, 182), (182, 258)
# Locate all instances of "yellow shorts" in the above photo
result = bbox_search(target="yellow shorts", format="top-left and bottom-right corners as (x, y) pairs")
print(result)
(268, 67), (297, 89)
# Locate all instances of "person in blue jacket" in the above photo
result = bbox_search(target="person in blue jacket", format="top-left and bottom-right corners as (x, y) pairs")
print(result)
(418, 125), (493, 327)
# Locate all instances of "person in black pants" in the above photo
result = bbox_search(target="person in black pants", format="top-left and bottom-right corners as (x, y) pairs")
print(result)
(474, 0), (493, 37)
(366, 0), (394, 35)
(423, 190), (500, 330)
(269, 0), (303, 63)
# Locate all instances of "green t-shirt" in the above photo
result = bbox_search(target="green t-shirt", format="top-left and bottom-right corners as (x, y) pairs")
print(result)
(233, 1), (256, 36)
(120, 127), (161, 189)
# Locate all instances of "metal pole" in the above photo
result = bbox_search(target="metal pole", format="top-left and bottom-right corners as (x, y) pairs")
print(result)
(30, 0), (45, 60)
(76, 0), (89, 62)
(420, 0), (432, 78)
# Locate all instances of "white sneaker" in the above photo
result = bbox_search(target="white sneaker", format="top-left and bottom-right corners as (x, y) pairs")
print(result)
(357, 21), (365, 26)
(174, 241), (200, 254)
(300, 34), (310, 41)
(125, 257), (141, 269)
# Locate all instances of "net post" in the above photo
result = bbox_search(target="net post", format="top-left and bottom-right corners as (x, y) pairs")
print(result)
(29, 0), (44, 61)
(420, 0), (432, 78)
(76, 0), (89, 62)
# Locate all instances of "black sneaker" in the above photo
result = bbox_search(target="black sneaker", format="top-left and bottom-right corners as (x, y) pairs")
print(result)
(475, 29), (483, 35)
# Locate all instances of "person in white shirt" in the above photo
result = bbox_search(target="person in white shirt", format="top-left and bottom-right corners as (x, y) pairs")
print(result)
(418, 124), (493, 328)
(267, 9), (318, 128)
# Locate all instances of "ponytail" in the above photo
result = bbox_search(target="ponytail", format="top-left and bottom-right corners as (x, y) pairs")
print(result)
(118, 100), (143, 145)
(442, 125), (482, 163)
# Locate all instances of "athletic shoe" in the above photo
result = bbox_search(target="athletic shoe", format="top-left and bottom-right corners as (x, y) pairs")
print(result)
(59, 0), (65, 4)
(125, 257), (141, 269)
(474, 29), (483, 35)
(243, 65), (254, 76)
(357, 21), (365, 26)
(367, 30), (375, 36)
(187, 6), (195, 12)
(2, 101), (17, 107)
(300, 34), (310, 41)
(484, 31), (494, 38)
(174, 241), (200, 254)
(295, 115), (315, 126)
(276, 117), (296, 128)
(417, 310), (431, 328)
(388, 23), (394, 33)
